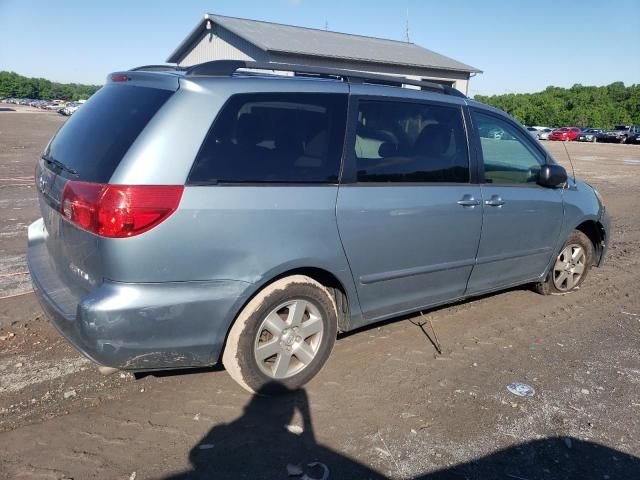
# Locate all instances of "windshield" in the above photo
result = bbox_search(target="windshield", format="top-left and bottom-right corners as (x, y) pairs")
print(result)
(613, 126), (628, 131)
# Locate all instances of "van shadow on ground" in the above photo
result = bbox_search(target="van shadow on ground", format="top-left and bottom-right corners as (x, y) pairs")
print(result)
(165, 383), (639, 480)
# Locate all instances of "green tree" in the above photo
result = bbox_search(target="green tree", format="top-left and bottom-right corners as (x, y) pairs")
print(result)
(0, 71), (101, 101)
(474, 82), (640, 128)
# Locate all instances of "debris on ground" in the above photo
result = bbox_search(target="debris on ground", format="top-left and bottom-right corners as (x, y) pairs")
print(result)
(506, 383), (535, 397)
(285, 424), (303, 434)
(63, 390), (76, 399)
(301, 462), (330, 480)
(287, 463), (304, 476)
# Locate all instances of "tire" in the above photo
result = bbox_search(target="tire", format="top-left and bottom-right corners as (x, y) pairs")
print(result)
(535, 230), (594, 295)
(223, 275), (337, 393)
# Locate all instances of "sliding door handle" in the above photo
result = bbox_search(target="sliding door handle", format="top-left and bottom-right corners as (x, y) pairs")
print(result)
(485, 195), (505, 207)
(457, 195), (481, 207)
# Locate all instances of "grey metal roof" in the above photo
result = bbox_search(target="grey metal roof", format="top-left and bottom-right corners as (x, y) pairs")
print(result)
(168, 14), (482, 74)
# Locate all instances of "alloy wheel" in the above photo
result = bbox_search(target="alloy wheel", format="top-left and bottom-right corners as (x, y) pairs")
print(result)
(552, 244), (586, 291)
(253, 299), (324, 379)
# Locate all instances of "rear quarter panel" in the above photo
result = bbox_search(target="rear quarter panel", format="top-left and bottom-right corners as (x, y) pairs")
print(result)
(98, 185), (362, 323)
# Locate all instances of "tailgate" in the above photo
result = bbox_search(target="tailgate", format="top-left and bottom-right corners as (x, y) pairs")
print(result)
(33, 78), (176, 299)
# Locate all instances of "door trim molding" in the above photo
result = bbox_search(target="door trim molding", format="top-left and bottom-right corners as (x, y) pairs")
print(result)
(360, 258), (476, 285)
(476, 246), (552, 265)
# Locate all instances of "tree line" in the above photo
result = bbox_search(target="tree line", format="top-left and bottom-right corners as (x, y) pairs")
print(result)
(0, 71), (101, 101)
(474, 82), (640, 129)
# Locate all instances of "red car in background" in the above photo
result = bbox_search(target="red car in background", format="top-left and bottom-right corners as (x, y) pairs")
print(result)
(548, 127), (581, 141)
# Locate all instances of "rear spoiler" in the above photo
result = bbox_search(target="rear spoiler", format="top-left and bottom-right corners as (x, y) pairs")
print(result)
(106, 70), (181, 91)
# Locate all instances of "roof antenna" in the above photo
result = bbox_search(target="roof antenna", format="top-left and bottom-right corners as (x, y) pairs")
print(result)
(404, 8), (411, 42)
(324, 20), (329, 31)
(560, 139), (577, 185)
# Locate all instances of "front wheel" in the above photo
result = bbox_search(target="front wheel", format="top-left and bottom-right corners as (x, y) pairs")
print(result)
(535, 230), (593, 295)
(223, 275), (337, 393)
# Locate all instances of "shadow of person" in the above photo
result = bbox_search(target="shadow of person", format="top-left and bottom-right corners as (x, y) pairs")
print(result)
(164, 384), (640, 480)
(165, 382), (384, 480)
(417, 436), (640, 480)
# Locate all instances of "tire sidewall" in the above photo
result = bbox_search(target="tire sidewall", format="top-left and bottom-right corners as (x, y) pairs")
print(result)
(224, 277), (337, 393)
(544, 230), (594, 295)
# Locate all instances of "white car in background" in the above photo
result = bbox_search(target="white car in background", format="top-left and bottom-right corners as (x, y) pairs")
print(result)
(61, 102), (82, 116)
(530, 126), (554, 140)
(526, 126), (553, 140)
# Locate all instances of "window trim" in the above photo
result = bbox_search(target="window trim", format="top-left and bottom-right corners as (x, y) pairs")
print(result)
(469, 107), (551, 188)
(340, 94), (474, 186)
(187, 91), (349, 186)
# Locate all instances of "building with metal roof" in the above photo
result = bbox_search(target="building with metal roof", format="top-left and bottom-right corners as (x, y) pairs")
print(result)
(168, 14), (481, 94)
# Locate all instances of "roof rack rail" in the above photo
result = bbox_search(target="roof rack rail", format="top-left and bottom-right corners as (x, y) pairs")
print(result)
(184, 60), (466, 98)
(129, 65), (184, 72)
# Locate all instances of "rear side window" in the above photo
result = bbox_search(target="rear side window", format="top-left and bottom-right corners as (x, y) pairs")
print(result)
(354, 100), (469, 183)
(189, 93), (348, 184)
(44, 85), (172, 182)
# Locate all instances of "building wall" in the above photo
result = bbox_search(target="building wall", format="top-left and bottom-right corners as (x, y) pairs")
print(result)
(179, 25), (268, 66)
(178, 27), (471, 94)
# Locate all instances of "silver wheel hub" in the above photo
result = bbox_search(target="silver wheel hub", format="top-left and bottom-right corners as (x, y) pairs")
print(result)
(552, 244), (586, 291)
(253, 299), (324, 379)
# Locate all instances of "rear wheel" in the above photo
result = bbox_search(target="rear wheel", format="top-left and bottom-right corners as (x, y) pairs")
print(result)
(535, 230), (593, 295)
(223, 275), (337, 393)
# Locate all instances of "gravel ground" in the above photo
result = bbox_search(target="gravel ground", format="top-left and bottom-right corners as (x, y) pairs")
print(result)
(0, 105), (639, 479)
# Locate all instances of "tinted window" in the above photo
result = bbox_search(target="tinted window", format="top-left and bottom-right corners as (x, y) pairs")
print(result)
(44, 85), (172, 182)
(355, 100), (469, 183)
(474, 112), (545, 185)
(189, 93), (347, 184)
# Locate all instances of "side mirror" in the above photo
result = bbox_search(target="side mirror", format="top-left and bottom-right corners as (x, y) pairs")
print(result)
(537, 164), (568, 188)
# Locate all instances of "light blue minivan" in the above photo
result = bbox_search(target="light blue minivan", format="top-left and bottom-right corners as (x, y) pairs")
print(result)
(28, 61), (609, 392)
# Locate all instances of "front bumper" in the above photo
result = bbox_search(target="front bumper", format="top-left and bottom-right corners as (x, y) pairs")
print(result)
(28, 218), (250, 370)
(598, 206), (611, 267)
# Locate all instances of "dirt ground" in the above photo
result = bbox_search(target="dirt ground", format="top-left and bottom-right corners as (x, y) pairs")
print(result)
(0, 105), (639, 480)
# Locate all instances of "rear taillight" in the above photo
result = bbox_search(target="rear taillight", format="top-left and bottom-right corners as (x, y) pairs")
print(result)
(60, 181), (183, 238)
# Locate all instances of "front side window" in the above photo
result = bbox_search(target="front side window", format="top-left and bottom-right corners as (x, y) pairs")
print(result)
(474, 112), (545, 185)
(189, 93), (347, 184)
(354, 100), (469, 183)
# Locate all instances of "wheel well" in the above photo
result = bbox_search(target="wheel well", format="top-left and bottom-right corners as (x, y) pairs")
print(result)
(218, 267), (351, 362)
(270, 268), (350, 332)
(575, 220), (605, 265)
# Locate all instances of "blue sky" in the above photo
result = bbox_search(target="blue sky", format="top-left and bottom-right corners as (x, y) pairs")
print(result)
(0, 0), (638, 96)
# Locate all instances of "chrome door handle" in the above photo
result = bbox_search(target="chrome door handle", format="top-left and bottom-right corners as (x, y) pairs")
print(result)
(457, 196), (481, 207)
(485, 195), (505, 207)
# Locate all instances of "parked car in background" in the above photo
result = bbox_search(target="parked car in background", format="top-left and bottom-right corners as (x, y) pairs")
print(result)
(526, 127), (553, 140)
(598, 125), (640, 144)
(60, 102), (82, 116)
(549, 127), (581, 141)
(537, 128), (553, 140)
(28, 61), (610, 393)
(577, 128), (605, 143)
(526, 126), (540, 138)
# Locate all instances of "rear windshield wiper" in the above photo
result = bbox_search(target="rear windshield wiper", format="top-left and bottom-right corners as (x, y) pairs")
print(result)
(42, 155), (78, 176)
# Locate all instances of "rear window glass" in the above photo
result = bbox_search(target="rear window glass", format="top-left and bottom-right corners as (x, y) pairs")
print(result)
(189, 93), (347, 184)
(44, 85), (172, 182)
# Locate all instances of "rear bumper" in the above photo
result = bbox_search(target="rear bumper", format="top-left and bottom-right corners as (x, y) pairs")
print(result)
(28, 218), (250, 370)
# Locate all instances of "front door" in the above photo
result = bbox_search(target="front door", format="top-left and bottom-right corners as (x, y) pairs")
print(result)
(466, 110), (564, 294)
(336, 96), (483, 323)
